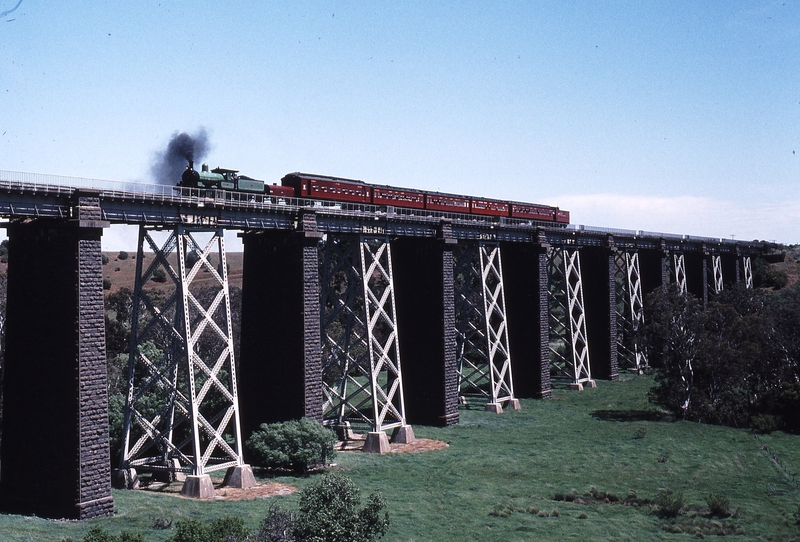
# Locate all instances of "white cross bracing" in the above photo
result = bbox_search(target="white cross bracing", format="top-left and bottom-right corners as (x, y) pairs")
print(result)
(711, 254), (724, 294)
(119, 226), (244, 478)
(320, 235), (407, 434)
(454, 243), (515, 405)
(547, 247), (592, 385)
(743, 256), (753, 289)
(614, 250), (648, 372)
(673, 253), (687, 294)
(454, 244), (491, 401)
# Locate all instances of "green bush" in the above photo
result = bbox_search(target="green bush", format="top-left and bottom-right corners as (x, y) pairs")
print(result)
(293, 473), (389, 542)
(80, 525), (143, 542)
(151, 268), (167, 283)
(757, 382), (800, 433)
(764, 268), (788, 290)
(655, 489), (685, 518)
(706, 493), (733, 518)
(246, 418), (336, 473)
(169, 516), (247, 542)
(251, 503), (296, 541)
(118, 251), (129, 261)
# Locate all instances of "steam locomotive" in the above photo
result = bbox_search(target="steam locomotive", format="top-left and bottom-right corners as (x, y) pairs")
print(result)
(180, 161), (569, 224)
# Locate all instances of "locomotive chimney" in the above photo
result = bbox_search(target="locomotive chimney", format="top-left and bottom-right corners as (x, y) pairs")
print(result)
(188, 159), (194, 171)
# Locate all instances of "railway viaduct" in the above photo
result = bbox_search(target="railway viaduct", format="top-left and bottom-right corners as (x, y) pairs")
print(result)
(0, 171), (776, 519)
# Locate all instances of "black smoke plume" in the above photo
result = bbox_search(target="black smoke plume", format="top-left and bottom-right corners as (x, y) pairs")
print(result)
(150, 128), (211, 185)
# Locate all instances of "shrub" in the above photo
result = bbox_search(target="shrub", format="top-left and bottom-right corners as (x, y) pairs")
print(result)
(293, 473), (389, 542)
(750, 413), (781, 434)
(150, 516), (173, 530)
(655, 489), (685, 518)
(151, 268), (167, 283)
(706, 493), (733, 518)
(103, 278), (111, 290)
(251, 503), (296, 541)
(764, 268), (788, 290)
(246, 418), (336, 473)
(101, 253), (109, 265)
(757, 382), (800, 433)
(81, 526), (143, 542)
(118, 251), (129, 261)
(169, 516), (247, 542)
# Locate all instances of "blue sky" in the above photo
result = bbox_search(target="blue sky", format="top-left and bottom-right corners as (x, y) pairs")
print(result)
(1, 1), (798, 249)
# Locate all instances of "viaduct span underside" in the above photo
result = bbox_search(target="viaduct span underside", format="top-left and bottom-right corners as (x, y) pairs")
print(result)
(0, 173), (771, 518)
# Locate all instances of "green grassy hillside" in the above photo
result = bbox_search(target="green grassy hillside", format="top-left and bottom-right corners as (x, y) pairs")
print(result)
(4, 376), (800, 541)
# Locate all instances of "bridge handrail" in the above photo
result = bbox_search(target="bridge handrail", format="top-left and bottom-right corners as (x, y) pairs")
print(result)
(0, 170), (774, 250)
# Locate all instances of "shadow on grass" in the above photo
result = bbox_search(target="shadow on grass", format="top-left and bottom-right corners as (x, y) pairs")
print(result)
(591, 409), (675, 422)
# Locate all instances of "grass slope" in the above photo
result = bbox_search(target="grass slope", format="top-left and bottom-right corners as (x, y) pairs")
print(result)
(3, 376), (800, 541)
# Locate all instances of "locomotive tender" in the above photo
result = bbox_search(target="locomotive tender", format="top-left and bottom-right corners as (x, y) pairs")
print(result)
(180, 161), (569, 224)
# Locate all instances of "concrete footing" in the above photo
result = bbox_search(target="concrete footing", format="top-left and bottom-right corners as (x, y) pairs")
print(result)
(180, 475), (215, 499)
(111, 468), (139, 490)
(223, 465), (256, 489)
(507, 398), (522, 411)
(363, 431), (391, 454)
(485, 402), (504, 414)
(391, 425), (416, 444)
(570, 380), (597, 392)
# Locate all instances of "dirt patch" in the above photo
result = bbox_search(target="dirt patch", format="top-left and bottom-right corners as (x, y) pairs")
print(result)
(140, 480), (296, 501)
(335, 436), (448, 454)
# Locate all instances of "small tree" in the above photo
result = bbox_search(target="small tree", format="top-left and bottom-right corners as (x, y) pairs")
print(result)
(246, 418), (336, 473)
(293, 473), (390, 542)
(118, 250), (129, 261)
(151, 268), (167, 283)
